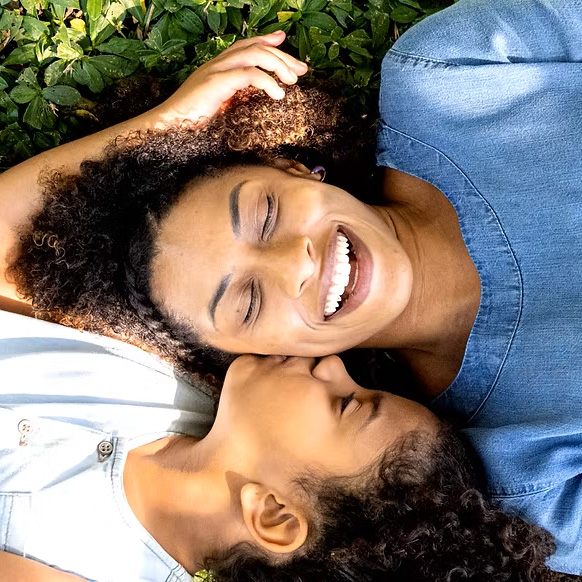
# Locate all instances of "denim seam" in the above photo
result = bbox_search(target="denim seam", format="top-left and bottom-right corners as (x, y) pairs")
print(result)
(378, 123), (524, 423)
(490, 485), (556, 500)
(386, 48), (460, 67)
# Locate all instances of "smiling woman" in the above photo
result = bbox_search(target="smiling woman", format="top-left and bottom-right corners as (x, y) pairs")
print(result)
(6, 81), (379, 384)
(150, 162), (411, 357)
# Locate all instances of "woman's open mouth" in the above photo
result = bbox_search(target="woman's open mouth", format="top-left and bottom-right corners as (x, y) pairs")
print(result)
(321, 227), (372, 320)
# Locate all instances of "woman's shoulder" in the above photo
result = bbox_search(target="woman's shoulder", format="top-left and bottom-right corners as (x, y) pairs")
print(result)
(385, 0), (582, 68)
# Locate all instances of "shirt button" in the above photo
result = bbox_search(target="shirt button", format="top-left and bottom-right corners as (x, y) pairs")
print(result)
(18, 419), (32, 446)
(97, 440), (114, 462)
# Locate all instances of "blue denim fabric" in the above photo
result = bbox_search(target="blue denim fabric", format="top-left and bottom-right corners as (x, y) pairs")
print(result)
(377, 0), (582, 574)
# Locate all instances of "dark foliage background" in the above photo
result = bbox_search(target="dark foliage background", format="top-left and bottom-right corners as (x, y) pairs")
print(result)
(0, 0), (454, 169)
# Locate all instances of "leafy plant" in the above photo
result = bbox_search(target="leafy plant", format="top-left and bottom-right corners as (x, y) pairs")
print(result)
(0, 0), (452, 169)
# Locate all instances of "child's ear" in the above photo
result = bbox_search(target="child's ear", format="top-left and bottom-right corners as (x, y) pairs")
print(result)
(240, 483), (308, 554)
(269, 158), (321, 181)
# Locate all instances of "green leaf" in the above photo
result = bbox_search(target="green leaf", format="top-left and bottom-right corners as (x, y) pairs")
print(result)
(247, 0), (271, 27)
(354, 65), (373, 86)
(168, 15), (189, 40)
(33, 129), (62, 150)
(329, 6), (349, 27)
(0, 123), (35, 160)
(260, 20), (291, 33)
(23, 95), (55, 129)
(56, 42), (84, 60)
(164, 0), (181, 12)
(4, 44), (37, 66)
(309, 41), (326, 63)
(160, 38), (187, 57)
(297, 23), (309, 61)
(370, 9), (390, 47)
(341, 29), (372, 57)
(329, 0), (350, 10)
(174, 7), (204, 34)
(226, 0), (246, 7)
(22, 16), (49, 41)
(309, 27), (331, 44)
(42, 85), (81, 105)
(81, 60), (105, 92)
(87, 0), (103, 22)
(390, 5), (418, 23)
(226, 6), (243, 31)
(72, 61), (91, 85)
(206, 5), (221, 33)
(0, 78), (8, 91)
(10, 85), (39, 104)
(44, 59), (68, 86)
(331, 25), (342, 40)
(89, 55), (138, 78)
(302, 0), (326, 10)
(50, 0), (80, 9)
(277, 10), (294, 22)
(301, 11), (336, 31)
(145, 27), (164, 52)
(399, 0), (421, 8)
(98, 38), (143, 60)
(328, 41), (339, 60)
(17, 68), (40, 88)
(20, 0), (38, 12)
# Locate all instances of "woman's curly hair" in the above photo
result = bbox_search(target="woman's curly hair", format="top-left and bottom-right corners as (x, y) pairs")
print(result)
(8, 82), (381, 392)
(210, 424), (555, 582)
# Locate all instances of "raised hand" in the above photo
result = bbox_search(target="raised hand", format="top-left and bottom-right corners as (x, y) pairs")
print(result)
(154, 31), (309, 127)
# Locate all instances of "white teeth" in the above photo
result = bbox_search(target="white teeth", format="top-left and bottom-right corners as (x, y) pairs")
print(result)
(324, 233), (352, 317)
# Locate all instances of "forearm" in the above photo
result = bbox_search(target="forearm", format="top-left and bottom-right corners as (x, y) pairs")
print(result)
(0, 108), (165, 300)
(0, 31), (306, 304)
(0, 550), (87, 582)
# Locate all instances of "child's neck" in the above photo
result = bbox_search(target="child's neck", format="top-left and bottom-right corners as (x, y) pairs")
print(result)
(123, 435), (234, 574)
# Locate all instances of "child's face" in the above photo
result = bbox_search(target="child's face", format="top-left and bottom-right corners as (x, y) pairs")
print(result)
(212, 354), (438, 481)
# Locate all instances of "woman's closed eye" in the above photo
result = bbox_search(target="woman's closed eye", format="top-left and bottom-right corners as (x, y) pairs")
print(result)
(260, 193), (278, 241)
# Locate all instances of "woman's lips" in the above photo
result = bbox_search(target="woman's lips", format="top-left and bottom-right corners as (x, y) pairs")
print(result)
(320, 226), (372, 321)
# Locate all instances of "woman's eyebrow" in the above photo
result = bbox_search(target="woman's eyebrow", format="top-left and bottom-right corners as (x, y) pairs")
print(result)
(229, 181), (247, 238)
(209, 274), (232, 328)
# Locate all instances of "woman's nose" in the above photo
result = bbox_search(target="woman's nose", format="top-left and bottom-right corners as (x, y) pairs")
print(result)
(264, 236), (315, 298)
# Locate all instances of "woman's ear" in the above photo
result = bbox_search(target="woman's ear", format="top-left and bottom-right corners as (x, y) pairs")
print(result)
(270, 158), (321, 181)
(240, 483), (309, 555)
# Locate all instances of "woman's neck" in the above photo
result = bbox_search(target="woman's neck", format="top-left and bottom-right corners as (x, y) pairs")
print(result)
(123, 435), (240, 575)
(361, 169), (481, 397)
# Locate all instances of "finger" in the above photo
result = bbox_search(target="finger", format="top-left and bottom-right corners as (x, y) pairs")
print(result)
(211, 45), (300, 85)
(232, 67), (286, 100)
(260, 46), (309, 76)
(220, 31), (286, 56)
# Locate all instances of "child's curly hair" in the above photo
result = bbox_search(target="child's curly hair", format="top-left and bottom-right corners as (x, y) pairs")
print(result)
(210, 425), (556, 581)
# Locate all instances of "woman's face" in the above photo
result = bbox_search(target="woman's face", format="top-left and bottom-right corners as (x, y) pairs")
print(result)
(150, 164), (413, 356)
(214, 354), (438, 478)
